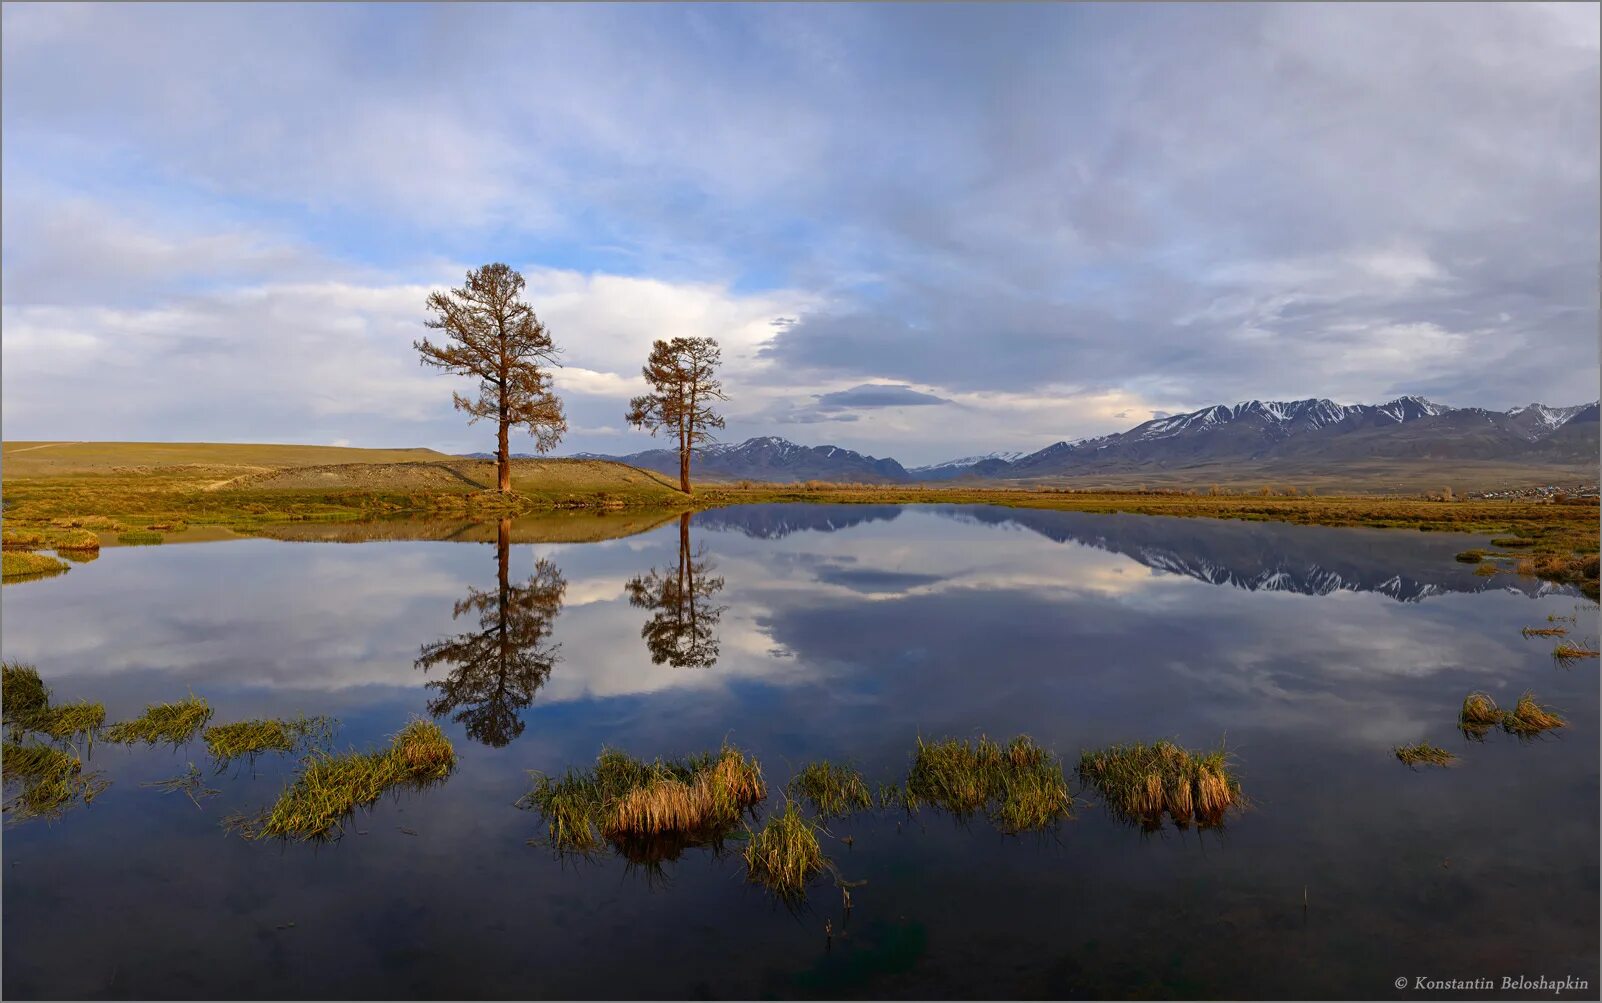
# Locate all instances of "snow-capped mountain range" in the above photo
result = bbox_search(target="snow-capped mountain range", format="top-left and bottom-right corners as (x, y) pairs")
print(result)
(560, 396), (1598, 483)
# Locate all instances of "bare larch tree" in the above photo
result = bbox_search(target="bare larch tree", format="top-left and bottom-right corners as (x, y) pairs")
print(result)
(624, 337), (727, 494)
(416, 263), (566, 493)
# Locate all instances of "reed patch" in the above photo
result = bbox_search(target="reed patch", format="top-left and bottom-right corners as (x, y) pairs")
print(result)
(1078, 740), (1242, 829)
(743, 801), (826, 901)
(229, 719), (456, 840)
(787, 760), (873, 819)
(901, 735), (1072, 832)
(1394, 742), (1455, 768)
(518, 744), (766, 860)
(203, 715), (336, 765)
(105, 695), (214, 746)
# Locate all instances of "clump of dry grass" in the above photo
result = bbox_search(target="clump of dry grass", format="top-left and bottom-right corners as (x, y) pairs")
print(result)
(1552, 640), (1600, 665)
(1459, 692), (1502, 740)
(50, 515), (125, 532)
(901, 734), (1072, 832)
(2, 741), (110, 824)
(203, 715), (336, 765)
(518, 744), (767, 859)
(743, 801), (825, 901)
(788, 760), (873, 819)
(231, 719), (455, 840)
(1394, 743), (1455, 768)
(1454, 549), (1486, 563)
(105, 695), (213, 746)
(1522, 626), (1568, 638)
(1502, 692), (1566, 738)
(1078, 740), (1242, 829)
(2, 551), (69, 581)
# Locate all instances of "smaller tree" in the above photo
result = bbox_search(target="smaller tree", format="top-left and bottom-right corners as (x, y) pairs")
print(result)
(625, 337), (727, 494)
(416, 263), (566, 493)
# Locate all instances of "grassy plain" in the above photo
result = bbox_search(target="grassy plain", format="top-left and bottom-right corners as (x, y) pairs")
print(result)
(3, 440), (1596, 593)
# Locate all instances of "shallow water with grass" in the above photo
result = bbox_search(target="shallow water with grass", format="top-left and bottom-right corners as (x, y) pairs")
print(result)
(2, 504), (1596, 999)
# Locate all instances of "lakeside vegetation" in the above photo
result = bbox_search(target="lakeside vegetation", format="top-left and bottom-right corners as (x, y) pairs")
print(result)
(5, 440), (1596, 594)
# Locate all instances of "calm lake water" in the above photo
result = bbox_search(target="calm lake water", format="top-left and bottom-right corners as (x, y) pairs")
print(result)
(3, 504), (1597, 999)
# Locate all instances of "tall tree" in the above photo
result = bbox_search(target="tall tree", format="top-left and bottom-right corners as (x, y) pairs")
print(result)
(625, 337), (727, 494)
(625, 513), (725, 668)
(416, 263), (566, 493)
(415, 519), (566, 748)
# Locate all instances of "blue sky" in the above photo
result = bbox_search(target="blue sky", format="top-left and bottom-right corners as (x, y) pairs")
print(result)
(3, 3), (1597, 465)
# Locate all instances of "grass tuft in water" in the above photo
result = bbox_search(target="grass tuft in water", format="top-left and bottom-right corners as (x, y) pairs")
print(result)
(105, 695), (213, 746)
(1552, 640), (1600, 665)
(233, 719), (456, 841)
(1522, 626), (1568, 638)
(1459, 692), (1502, 740)
(1454, 549), (1486, 563)
(115, 530), (164, 546)
(1, 662), (105, 745)
(787, 760), (873, 819)
(203, 715), (337, 765)
(901, 734), (1072, 832)
(1502, 692), (1566, 738)
(1078, 740), (1242, 829)
(518, 744), (767, 859)
(1394, 742), (1455, 768)
(743, 801), (825, 901)
(2, 741), (110, 824)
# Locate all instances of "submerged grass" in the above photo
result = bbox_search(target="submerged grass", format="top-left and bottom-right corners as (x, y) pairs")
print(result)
(232, 719), (455, 841)
(787, 760), (873, 819)
(1394, 742), (1456, 768)
(1521, 626), (1568, 638)
(518, 744), (767, 860)
(142, 763), (221, 808)
(743, 801), (826, 901)
(1502, 692), (1566, 738)
(1459, 692), (1502, 740)
(1078, 740), (1242, 830)
(105, 695), (214, 746)
(902, 734), (1072, 832)
(2, 741), (110, 824)
(203, 715), (336, 765)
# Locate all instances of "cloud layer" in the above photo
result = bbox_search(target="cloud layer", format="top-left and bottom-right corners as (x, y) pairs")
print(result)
(3, 4), (1596, 463)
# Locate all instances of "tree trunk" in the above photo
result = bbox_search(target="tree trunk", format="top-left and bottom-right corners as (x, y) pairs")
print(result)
(497, 417), (511, 493)
(678, 422), (691, 494)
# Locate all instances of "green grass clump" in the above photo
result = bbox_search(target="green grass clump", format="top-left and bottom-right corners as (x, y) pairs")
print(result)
(1454, 549), (1486, 563)
(1078, 740), (1242, 830)
(115, 530), (164, 546)
(2, 551), (69, 581)
(743, 801), (826, 901)
(1, 663), (104, 744)
(105, 695), (213, 746)
(2, 741), (110, 824)
(787, 760), (873, 819)
(1491, 537), (1537, 547)
(234, 719), (456, 840)
(901, 734), (1072, 832)
(1459, 692), (1502, 740)
(1394, 742), (1455, 768)
(1502, 692), (1566, 738)
(518, 744), (767, 859)
(203, 715), (336, 765)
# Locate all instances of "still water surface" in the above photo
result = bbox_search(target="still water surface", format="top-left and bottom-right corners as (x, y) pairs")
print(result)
(3, 504), (1596, 999)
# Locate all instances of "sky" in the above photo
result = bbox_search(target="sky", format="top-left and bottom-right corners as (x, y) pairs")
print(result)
(2, 3), (1597, 466)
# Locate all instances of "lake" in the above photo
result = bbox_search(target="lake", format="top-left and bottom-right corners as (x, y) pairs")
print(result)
(3, 504), (1597, 999)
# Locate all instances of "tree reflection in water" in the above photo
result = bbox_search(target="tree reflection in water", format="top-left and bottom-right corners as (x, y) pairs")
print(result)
(626, 513), (726, 668)
(416, 518), (566, 747)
